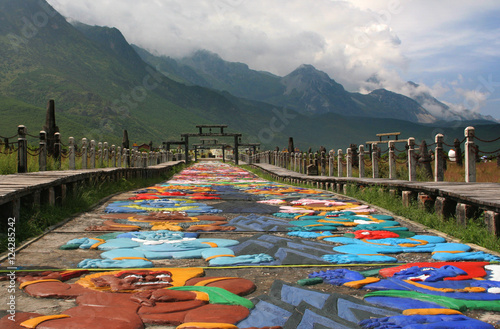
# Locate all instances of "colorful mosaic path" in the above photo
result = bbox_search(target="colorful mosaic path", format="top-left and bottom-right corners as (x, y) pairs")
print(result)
(1, 162), (499, 328)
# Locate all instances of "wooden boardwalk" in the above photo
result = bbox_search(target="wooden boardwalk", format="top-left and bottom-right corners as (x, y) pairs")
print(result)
(0, 161), (184, 222)
(252, 163), (500, 235)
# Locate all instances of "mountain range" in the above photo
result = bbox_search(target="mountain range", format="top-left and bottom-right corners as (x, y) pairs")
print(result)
(0, 0), (498, 151)
(135, 48), (497, 124)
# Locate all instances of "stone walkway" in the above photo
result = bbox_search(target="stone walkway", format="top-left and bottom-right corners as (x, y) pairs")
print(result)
(1, 161), (500, 328)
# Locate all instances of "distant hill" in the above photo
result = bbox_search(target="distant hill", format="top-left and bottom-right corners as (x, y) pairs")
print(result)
(136, 48), (438, 123)
(0, 0), (289, 146)
(0, 0), (498, 152)
(137, 47), (499, 125)
(406, 81), (498, 122)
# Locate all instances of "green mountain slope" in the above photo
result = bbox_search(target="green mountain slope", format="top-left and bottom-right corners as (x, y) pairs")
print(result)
(0, 0), (285, 146)
(0, 0), (497, 152)
(136, 47), (439, 123)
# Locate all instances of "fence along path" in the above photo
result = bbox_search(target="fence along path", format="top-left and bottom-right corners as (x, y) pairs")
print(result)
(243, 126), (500, 237)
(250, 162), (500, 237)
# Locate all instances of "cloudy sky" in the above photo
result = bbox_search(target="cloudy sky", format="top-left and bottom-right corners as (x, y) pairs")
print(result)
(47, 0), (500, 119)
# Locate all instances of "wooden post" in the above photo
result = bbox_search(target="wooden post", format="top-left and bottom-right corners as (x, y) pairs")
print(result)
(408, 137), (416, 181)
(68, 137), (75, 170)
(17, 125), (28, 173)
(434, 134), (444, 182)
(388, 141), (396, 179)
(234, 135), (239, 165)
(358, 145), (365, 178)
(39, 131), (47, 171)
(90, 140), (96, 169)
(103, 142), (109, 167)
(465, 126), (476, 182)
(337, 149), (343, 177)
(54, 132), (61, 169)
(346, 148), (352, 177)
(43, 99), (59, 159)
(81, 138), (87, 170)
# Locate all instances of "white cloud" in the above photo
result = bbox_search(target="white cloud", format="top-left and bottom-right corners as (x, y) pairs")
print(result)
(46, 0), (500, 118)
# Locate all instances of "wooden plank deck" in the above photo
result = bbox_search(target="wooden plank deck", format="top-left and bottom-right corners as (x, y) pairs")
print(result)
(253, 163), (500, 213)
(0, 161), (185, 219)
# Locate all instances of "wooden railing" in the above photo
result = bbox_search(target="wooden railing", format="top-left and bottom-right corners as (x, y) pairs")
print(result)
(242, 126), (500, 183)
(0, 125), (183, 174)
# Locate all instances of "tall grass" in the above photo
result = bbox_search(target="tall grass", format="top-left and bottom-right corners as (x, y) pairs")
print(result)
(342, 184), (500, 253)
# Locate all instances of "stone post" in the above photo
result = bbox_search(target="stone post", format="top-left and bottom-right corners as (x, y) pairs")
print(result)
(358, 145), (365, 178)
(465, 126), (476, 182)
(111, 145), (116, 167)
(142, 152), (148, 168)
(90, 140), (96, 169)
(98, 142), (103, 168)
(81, 138), (87, 170)
(103, 142), (109, 167)
(39, 131), (47, 171)
(346, 148), (352, 177)
(117, 147), (122, 167)
(321, 151), (326, 176)
(372, 143), (379, 178)
(337, 149), (343, 177)
(388, 141), (396, 179)
(123, 148), (128, 168)
(327, 150), (333, 176)
(68, 137), (75, 170)
(408, 138), (416, 181)
(434, 134), (444, 182)
(17, 125), (28, 173)
(302, 153), (307, 174)
(54, 132), (61, 169)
